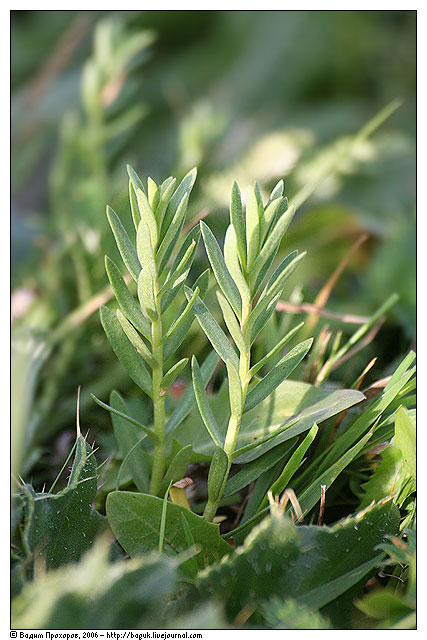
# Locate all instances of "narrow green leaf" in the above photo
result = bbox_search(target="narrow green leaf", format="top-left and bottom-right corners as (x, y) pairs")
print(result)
(163, 287), (200, 341)
(253, 251), (305, 321)
(129, 180), (140, 229)
(185, 286), (239, 369)
(100, 305), (152, 396)
(250, 292), (281, 344)
(207, 447), (230, 503)
(136, 215), (156, 275)
(191, 356), (223, 447)
(105, 256), (150, 340)
(269, 179), (284, 202)
(162, 358), (189, 390)
(159, 481), (173, 553)
(225, 359), (242, 418)
(135, 187), (158, 250)
(200, 221), (242, 319)
(160, 445), (193, 495)
(223, 225), (251, 307)
(159, 229), (199, 311)
(245, 185), (261, 271)
(116, 310), (155, 367)
(165, 350), (219, 438)
(138, 267), (158, 322)
(259, 196), (283, 245)
(147, 176), (160, 212)
(249, 322), (304, 377)
(106, 206), (141, 281)
(91, 393), (154, 438)
(157, 193), (189, 273)
(258, 424), (319, 511)
(395, 406), (416, 479)
(250, 205), (296, 288)
(217, 291), (246, 353)
(160, 167), (197, 240)
(155, 177), (177, 228)
(162, 272), (209, 360)
(127, 164), (145, 194)
(244, 339), (313, 413)
(230, 181), (246, 270)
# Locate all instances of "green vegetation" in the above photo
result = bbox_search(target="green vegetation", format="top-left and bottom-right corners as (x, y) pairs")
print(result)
(11, 10), (415, 630)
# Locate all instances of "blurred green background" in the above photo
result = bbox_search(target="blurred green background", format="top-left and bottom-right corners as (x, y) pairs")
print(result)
(11, 10), (415, 485)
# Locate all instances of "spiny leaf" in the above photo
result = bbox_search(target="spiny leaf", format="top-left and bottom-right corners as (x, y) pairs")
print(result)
(106, 206), (141, 281)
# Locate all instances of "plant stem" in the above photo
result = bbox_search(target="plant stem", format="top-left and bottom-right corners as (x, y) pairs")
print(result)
(203, 300), (252, 521)
(149, 287), (166, 496)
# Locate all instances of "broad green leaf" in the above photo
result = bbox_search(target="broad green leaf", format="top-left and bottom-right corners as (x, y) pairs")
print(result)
(245, 185), (261, 271)
(223, 225), (251, 307)
(106, 206), (141, 281)
(100, 305), (152, 397)
(105, 256), (150, 340)
(200, 221), (242, 319)
(138, 267), (158, 322)
(394, 406), (416, 479)
(230, 181), (246, 270)
(21, 435), (104, 570)
(177, 378), (364, 463)
(109, 391), (150, 493)
(135, 186), (158, 250)
(116, 310), (154, 367)
(185, 501), (398, 618)
(217, 291), (245, 353)
(160, 167), (197, 241)
(244, 339), (313, 413)
(186, 287), (239, 370)
(249, 322), (304, 377)
(162, 358), (189, 390)
(106, 491), (231, 570)
(191, 356), (223, 447)
(165, 350), (219, 438)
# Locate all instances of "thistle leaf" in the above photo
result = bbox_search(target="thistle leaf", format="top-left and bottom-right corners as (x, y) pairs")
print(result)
(106, 206), (141, 281)
(244, 339), (313, 413)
